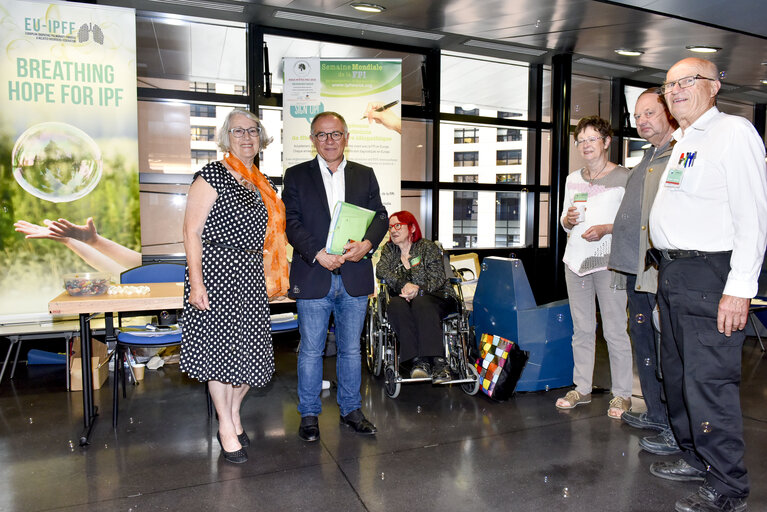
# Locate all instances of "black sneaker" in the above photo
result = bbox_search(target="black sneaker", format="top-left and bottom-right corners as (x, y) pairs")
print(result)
(432, 357), (451, 384)
(410, 358), (431, 379)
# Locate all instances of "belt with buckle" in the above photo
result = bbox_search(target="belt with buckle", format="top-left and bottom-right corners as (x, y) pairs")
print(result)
(659, 249), (731, 261)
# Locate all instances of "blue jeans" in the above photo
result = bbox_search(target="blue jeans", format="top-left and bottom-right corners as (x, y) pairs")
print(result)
(296, 274), (368, 417)
(626, 274), (669, 427)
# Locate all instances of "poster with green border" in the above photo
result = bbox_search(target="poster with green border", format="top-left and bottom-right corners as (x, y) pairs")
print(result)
(283, 58), (401, 215)
(0, 0), (139, 322)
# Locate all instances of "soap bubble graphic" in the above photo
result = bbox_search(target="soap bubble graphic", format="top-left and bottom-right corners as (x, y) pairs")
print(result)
(12, 122), (102, 203)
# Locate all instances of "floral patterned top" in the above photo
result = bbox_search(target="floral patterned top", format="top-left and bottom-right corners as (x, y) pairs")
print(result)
(375, 238), (457, 300)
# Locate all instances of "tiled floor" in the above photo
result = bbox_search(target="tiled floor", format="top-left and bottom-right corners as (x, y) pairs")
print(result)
(1, 335), (766, 512)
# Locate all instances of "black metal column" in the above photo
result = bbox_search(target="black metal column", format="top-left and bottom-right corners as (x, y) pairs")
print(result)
(549, 54), (572, 301)
(754, 103), (766, 142)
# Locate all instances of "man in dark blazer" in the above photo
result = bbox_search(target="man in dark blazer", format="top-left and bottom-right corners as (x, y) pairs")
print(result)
(283, 111), (388, 442)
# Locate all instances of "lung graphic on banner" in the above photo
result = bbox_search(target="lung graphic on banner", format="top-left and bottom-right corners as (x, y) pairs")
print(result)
(283, 58), (401, 214)
(0, 0), (139, 321)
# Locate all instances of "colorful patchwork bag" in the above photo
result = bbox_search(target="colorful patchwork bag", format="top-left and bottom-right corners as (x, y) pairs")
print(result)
(474, 333), (529, 401)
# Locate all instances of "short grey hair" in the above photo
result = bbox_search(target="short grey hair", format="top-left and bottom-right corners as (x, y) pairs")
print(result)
(217, 108), (273, 152)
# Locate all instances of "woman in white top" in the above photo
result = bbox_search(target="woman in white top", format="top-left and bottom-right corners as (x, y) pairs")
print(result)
(556, 116), (633, 419)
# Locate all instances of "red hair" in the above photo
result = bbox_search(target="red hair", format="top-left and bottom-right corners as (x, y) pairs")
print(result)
(389, 210), (422, 243)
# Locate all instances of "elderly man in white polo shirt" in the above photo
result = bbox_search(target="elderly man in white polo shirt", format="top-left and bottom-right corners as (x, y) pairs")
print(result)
(648, 57), (767, 512)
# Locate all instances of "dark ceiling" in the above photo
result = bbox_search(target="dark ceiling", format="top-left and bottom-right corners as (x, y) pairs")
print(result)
(102, 0), (767, 103)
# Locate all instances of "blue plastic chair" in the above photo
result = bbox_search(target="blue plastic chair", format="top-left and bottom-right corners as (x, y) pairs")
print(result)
(471, 256), (574, 392)
(113, 263), (185, 428)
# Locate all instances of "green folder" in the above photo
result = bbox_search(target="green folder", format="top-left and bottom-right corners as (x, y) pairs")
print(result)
(325, 201), (376, 255)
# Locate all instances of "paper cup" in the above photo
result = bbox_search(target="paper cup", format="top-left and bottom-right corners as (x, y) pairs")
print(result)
(132, 363), (146, 381)
(575, 204), (586, 223)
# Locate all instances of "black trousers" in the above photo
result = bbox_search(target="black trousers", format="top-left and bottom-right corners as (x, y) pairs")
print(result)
(387, 294), (455, 362)
(657, 253), (748, 498)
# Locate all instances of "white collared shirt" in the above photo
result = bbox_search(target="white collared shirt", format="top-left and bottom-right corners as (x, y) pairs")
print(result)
(649, 107), (767, 298)
(316, 154), (346, 214)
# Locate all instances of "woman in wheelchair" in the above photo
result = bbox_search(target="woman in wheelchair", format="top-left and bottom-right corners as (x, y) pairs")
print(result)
(375, 211), (458, 383)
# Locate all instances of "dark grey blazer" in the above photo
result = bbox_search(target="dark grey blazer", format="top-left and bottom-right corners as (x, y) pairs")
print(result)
(283, 157), (388, 299)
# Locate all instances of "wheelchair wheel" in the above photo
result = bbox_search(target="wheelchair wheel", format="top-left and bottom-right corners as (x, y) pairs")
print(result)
(364, 302), (382, 376)
(461, 361), (481, 396)
(384, 364), (401, 399)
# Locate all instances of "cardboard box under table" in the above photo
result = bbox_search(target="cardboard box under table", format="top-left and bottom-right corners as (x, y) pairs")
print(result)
(69, 336), (109, 391)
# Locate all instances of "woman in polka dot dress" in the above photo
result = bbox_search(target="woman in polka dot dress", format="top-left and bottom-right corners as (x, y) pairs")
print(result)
(181, 109), (287, 464)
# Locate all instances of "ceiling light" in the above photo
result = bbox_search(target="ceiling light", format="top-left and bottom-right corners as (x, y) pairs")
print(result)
(685, 45), (721, 53)
(761, 79), (767, 85)
(614, 49), (644, 57)
(351, 2), (385, 13)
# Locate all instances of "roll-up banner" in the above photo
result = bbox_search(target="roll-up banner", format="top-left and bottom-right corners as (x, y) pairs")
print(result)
(283, 58), (401, 214)
(0, 0), (139, 322)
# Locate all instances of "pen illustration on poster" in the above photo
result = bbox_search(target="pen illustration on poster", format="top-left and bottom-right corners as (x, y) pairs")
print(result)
(0, 0), (139, 321)
(283, 58), (402, 214)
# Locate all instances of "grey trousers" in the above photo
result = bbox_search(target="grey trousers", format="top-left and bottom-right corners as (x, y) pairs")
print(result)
(564, 267), (633, 398)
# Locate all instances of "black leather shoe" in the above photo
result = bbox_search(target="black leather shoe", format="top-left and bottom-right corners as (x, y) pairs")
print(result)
(675, 484), (747, 512)
(340, 409), (377, 435)
(298, 415), (320, 442)
(217, 432), (248, 464)
(639, 428), (681, 455)
(650, 458), (706, 482)
(621, 411), (667, 431)
(237, 431), (250, 448)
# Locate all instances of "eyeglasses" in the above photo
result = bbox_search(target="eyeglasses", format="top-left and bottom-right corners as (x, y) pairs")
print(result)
(659, 74), (716, 95)
(633, 110), (658, 121)
(229, 127), (261, 138)
(389, 223), (405, 231)
(313, 131), (345, 142)
(574, 136), (606, 147)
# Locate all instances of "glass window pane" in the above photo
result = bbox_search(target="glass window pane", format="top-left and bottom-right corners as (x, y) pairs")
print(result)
(137, 16), (246, 93)
(138, 100), (247, 175)
(438, 190), (529, 249)
(439, 122), (531, 184)
(540, 129), (551, 186)
(624, 85), (648, 129)
(402, 119), (433, 181)
(623, 137), (648, 169)
(441, 52), (530, 120)
(139, 185), (188, 256)
(258, 106), (284, 179)
(400, 189), (431, 239)
(571, 74), (610, 124)
(539, 192), (550, 248)
(542, 67), (551, 123)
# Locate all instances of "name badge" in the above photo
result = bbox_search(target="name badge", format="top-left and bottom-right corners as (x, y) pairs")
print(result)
(573, 192), (588, 203)
(409, 256), (422, 267)
(664, 167), (684, 189)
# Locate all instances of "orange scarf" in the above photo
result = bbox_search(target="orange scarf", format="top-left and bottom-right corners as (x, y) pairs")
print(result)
(224, 153), (289, 299)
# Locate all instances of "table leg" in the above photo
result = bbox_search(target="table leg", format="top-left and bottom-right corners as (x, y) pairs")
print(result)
(78, 313), (97, 446)
(0, 336), (18, 383)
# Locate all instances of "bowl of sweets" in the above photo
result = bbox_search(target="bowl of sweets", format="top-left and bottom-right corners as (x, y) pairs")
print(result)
(63, 272), (111, 296)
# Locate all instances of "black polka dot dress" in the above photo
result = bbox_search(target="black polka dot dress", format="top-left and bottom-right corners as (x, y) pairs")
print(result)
(180, 162), (274, 387)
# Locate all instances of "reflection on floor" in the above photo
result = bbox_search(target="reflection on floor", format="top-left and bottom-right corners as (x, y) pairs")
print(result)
(0, 335), (765, 512)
